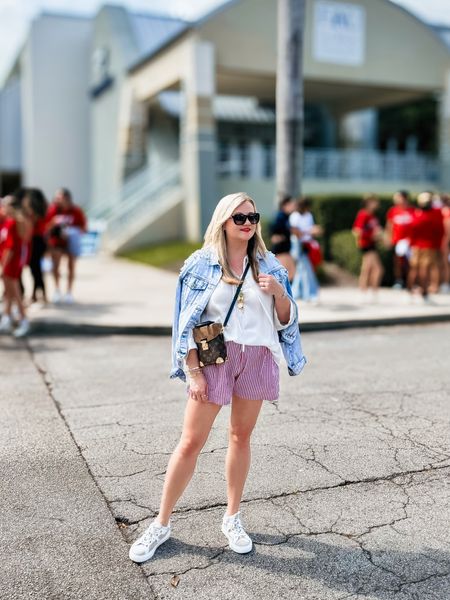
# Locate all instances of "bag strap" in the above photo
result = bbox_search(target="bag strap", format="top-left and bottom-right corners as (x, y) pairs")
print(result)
(223, 262), (251, 327)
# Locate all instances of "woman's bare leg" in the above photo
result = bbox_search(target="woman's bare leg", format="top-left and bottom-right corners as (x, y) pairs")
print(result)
(225, 396), (263, 516)
(10, 279), (26, 319)
(3, 277), (25, 319)
(3, 277), (13, 316)
(368, 252), (384, 290)
(51, 249), (63, 291)
(276, 253), (296, 282)
(359, 254), (371, 291)
(67, 254), (76, 294)
(156, 397), (222, 525)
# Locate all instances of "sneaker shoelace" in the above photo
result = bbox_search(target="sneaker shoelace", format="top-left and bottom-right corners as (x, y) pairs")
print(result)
(140, 524), (165, 547)
(228, 517), (249, 541)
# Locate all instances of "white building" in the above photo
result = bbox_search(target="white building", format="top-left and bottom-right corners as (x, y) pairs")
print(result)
(0, 13), (92, 205)
(1, 0), (450, 252)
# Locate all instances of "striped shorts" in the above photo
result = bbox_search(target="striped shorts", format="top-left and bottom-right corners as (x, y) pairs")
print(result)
(188, 341), (279, 406)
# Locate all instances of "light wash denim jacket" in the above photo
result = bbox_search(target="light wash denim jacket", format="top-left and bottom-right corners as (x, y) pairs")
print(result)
(170, 247), (307, 382)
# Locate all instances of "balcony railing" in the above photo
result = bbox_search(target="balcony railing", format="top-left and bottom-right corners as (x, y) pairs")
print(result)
(218, 147), (439, 183)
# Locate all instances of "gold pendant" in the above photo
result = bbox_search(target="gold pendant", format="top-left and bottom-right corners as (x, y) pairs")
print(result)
(237, 290), (244, 309)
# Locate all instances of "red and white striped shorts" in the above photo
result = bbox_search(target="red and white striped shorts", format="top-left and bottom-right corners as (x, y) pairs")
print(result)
(188, 341), (279, 406)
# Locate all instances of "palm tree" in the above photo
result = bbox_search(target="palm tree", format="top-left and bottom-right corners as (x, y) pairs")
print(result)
(276, 0), (306, 201)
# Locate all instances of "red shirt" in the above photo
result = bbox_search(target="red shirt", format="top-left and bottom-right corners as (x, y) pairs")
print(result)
(0, 214), (7, 258)
(46, 203), (87, 249)
(46, 203), (87, 230)
(410, 208), (444, 250)
(386, 205), (414, 245)
(1, 218), (30, 278)
(353, 209), (379, 249)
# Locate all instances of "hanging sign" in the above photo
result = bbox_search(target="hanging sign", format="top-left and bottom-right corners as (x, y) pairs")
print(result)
(313, 0), (366, 66)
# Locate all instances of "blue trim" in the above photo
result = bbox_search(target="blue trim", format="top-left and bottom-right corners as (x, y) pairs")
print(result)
(90, 76), (114, 99)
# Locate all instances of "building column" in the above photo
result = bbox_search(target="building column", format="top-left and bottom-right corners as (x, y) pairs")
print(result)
(439, 70), (450, 191)
(180, 38), (216, 241)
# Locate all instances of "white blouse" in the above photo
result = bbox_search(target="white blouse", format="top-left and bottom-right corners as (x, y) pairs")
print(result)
(289, 211), (315, 241)
(187, 257), (295, 365)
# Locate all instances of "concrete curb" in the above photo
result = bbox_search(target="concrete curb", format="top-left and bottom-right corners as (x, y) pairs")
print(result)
(28, 312), (450, 337)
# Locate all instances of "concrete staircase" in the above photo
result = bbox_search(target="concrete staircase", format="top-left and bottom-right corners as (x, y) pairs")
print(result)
(92, 162), (183, 253)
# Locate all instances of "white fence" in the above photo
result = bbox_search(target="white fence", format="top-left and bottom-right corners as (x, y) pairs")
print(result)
(218, 147), (439, 183)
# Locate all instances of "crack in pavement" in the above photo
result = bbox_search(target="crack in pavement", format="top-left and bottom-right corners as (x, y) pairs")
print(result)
(145, 547), (228, 579)
(25, 343), (156, 598)
(114, 463), (450, 526)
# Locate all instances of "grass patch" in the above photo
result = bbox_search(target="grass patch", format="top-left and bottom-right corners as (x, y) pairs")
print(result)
(120, 240), (202, 272)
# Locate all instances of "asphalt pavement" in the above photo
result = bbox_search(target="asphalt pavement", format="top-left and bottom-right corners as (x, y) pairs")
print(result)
(2, 324), (450, 599)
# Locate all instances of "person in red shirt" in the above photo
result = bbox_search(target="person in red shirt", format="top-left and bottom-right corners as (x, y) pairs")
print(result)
(0, 194), (33, 337)
(45, 188), (87, 304)
(440, 194), (450, 293)
(408, 191), (445, 302)
(0, 196), (10, 260)
(352, 194), (384, 301)
(385, 190), (414, 289)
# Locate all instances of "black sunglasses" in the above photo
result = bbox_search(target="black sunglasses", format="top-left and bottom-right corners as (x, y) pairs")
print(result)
(230, 212), (260, 225)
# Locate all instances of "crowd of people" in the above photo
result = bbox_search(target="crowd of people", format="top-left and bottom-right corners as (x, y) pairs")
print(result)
(353, 190), (450, 303)
(269, 189), (450, 305)
(0, 187), (87, 337)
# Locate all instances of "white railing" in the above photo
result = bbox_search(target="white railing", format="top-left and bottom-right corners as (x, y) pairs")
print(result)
(303, 149), (439, 182)
(218, 148), (439, 183)
(106, 162), (180, 236)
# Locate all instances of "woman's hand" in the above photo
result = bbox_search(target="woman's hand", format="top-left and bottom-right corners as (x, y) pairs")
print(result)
(189, 372), (209, 403)
(258, 274), (284, 298)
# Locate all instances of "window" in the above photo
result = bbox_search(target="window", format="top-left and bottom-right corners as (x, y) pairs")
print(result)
(238, 140), (249, 178)
(263, 141), (274, 178)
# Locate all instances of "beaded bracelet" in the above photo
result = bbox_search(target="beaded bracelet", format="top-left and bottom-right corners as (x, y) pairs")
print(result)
(188, 366), (203, 377)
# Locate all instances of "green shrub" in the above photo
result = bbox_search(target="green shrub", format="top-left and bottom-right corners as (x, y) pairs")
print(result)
(330, 230), (395, 286)
(329, 231), (361, 276)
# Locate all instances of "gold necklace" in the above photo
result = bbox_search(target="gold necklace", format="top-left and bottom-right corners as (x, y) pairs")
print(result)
(237, 288), (244, 309)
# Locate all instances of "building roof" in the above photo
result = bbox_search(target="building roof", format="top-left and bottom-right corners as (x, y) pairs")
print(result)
(433, 25), (450, 50)
(128, 12), (187, 66)
(158, 91), (275, 124)
(128, 0), (236, 73)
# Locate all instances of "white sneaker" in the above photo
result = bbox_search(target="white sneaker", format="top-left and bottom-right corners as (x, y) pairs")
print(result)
(129, 519), (171, 563)
(52, 290), (62, 304)
(440, 283), (450, 294)
(0, 315), (12, 334)
(13, 319), (30, 338)
(221, 511), (253, 554)
(63, 292), (74, 304)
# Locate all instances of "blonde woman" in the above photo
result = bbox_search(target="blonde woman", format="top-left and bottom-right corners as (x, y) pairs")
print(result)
(129, 193), (306, 563)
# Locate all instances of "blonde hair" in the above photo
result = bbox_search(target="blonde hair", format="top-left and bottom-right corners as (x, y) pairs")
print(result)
(203, 192), (267, 284)
(417, 191), (433, 208)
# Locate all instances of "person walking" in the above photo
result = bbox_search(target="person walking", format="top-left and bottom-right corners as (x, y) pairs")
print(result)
(268, 194), (297, 282)
(352, 194), (384, 302)
(45, 188), (87, 304)
(385, 190), (414, 289)
(128, 192), (306, 563)
(25, 188), (48, 304)
(408, 191), (445, 303)
(440, 194), (450, 293)
(0, 193), (33, 337)
(289, 197), (322, 303)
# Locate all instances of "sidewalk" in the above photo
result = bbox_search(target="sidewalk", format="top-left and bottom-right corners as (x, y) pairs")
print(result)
(21, 254), (450, 335)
